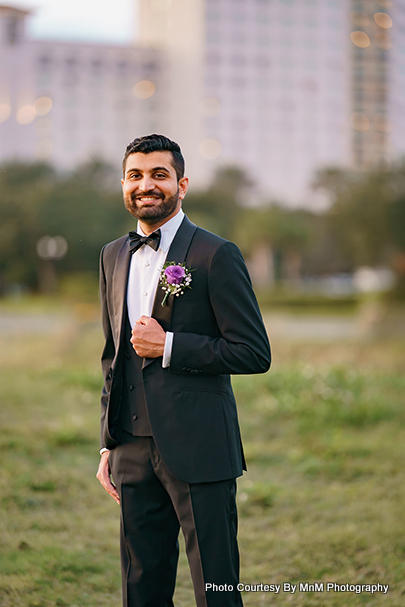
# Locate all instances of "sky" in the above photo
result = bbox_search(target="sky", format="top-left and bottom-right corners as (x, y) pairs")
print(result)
(11, 0), (137, 44)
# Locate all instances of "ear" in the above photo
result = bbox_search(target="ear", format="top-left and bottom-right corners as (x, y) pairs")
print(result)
(178, 177), (189, 201)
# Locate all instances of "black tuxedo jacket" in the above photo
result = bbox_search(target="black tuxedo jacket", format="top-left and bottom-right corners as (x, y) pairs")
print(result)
(99, 215), (271, 483)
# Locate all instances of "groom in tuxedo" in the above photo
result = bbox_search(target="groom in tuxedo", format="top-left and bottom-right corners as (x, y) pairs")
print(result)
(96, 134), (271, 607)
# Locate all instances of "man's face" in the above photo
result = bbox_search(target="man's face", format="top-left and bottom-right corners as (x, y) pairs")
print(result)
(121, 151), (188, 226)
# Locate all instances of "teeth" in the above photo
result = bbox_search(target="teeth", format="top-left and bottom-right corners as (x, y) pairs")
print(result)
(139, 197), (158, 201)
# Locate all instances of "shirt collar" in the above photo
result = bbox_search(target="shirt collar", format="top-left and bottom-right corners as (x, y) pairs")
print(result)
(137, 208), (184, 253)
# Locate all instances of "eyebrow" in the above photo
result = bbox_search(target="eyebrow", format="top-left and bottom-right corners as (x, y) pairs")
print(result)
(126, 166), (171, 176)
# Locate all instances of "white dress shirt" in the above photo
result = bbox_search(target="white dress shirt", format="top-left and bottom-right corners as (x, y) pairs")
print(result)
(127, 208), (184, 367)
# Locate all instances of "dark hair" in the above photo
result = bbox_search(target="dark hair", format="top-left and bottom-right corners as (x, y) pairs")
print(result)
(122, 134), (185, 180)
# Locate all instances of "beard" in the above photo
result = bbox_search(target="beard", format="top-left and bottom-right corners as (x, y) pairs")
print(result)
(124, 188), (180, 224)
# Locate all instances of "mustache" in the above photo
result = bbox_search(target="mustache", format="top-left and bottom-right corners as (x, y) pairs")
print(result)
(131, 190), (164, 201)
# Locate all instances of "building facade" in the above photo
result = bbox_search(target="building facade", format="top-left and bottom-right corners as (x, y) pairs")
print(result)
(0, 4), (167, 171)
(139, 0), (404, 205)
(0, 1), (404, 204)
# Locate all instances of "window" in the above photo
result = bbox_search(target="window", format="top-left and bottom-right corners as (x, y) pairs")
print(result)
(281, 35), (294, 47)
(255, 55), (271, 68)
(305, 39), (318, 49)
(327, 19), (340, 29)
(91, 59), (103, 71)
(280, 57), (294, 68)
(142, 61), (159, 72)
(6, 17), (19, 45)
(377, 50), (387, 61)
(38, 55), (52, 69)
(65, 57), (78, 68)
(231, 33), (246, 44)
(207, 32), (221, 43)
(231, 76), (247, 87)
(300, 79), (318, 92)
(304, 60), (318, 71)
(117, 61), (128, 74)
(230, 55), (246, 66)
(328, 39), (340, 50)
(206, 52), (222, 64)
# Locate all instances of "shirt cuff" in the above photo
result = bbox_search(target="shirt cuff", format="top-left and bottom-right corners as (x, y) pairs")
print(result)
(162, 331), (173, 368)
(100, 447), (110, 455)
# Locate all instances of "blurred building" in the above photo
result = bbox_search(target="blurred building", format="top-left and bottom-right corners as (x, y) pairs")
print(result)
(0, 4), (167, 171)
(0, 1), (404, 204)
(139, 0), (405, 204)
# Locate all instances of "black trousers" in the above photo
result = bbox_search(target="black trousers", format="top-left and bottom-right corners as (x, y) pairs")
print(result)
(109, 433), (243, 607)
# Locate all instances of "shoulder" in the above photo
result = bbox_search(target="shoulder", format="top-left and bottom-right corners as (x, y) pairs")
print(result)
(190, 222), (239, 255)
(191, 225), (243, 263)
(100, 234), (128, 260)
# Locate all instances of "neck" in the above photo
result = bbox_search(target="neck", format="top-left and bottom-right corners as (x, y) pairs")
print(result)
(139, 207), (181, 235)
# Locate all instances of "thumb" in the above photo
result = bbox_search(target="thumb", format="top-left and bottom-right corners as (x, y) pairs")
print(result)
(136, 315), (151, 325)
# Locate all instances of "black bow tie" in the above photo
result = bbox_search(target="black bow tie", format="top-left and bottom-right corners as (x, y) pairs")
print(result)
(128, 229), (161, 254)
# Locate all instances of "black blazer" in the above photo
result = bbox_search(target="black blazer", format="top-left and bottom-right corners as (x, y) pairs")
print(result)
(99, 215), (271, 483)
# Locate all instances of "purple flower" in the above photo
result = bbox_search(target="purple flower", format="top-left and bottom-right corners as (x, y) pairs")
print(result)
(164, 265), (186, 285)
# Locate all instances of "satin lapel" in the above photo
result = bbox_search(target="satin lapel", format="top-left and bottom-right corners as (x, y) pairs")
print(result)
(143, 216), (197, 369)
(112, 236), (131, 349)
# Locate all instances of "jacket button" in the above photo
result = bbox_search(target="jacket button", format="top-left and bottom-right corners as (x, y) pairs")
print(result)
(132, 414), (138, 421)
(107, 372), (112, 379)
(182, 367), (187, 372)
(129, 384), (134, 391)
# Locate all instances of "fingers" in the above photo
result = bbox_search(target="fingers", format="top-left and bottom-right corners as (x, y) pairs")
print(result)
(135, 315), (152, 326)
(96, 451), (120, 505)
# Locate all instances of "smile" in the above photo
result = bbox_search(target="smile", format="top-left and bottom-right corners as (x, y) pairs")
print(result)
(136, 196), (162, 202)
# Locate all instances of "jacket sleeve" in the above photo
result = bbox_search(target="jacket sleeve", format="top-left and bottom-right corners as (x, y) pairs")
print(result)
(169, 240), (271, 376)
(99, 245), (116, 447)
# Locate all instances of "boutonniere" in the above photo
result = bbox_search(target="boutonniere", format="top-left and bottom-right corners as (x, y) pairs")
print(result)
(159, 261), (193, 306)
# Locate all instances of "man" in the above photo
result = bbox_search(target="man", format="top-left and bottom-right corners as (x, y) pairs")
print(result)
(96, 134), (271, 607)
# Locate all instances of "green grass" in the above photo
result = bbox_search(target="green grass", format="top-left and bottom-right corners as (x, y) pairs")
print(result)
(0, 319), (404, 606)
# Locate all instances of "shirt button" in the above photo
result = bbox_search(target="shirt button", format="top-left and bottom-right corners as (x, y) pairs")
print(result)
(144, 292), (148, 296)
(129, 384), (134, 391)
(145, 262), (149, 267)
(132, 414), (138, 421)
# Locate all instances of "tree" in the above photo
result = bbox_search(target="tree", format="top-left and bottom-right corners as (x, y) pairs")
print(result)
(183, 166), (250, 240)
(0, 162), (55, 290)
(313, 163), (405, 295)
(233, 204), (314, 285)
(0, 160), (129, 293)
(314, 163), (405, 268)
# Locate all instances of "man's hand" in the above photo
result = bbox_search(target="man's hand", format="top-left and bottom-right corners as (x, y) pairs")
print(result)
(96, 451), (120, 505)
(131, 316), (166, 358)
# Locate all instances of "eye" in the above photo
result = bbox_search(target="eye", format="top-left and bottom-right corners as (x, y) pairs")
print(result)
(128, 172), (141, 180)
(154, 172), (167, 179)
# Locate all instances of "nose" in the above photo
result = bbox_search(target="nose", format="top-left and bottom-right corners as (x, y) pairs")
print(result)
(138, 175), (154, 192)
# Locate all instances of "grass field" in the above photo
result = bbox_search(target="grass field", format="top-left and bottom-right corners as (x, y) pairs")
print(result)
(0, 306), (404, 607)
